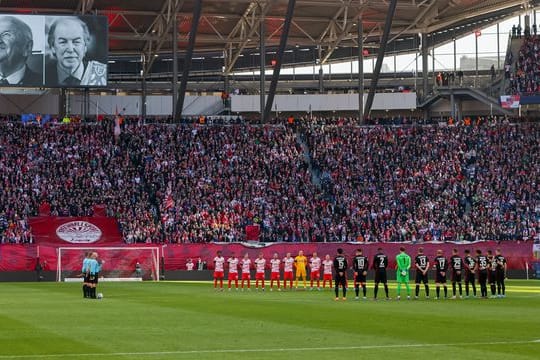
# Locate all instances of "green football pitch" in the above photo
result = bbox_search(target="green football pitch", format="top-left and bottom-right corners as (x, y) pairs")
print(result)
(0, 280), (539, 360)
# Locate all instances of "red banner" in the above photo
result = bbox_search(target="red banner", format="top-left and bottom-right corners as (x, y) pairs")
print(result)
(28, 217), (122, 245)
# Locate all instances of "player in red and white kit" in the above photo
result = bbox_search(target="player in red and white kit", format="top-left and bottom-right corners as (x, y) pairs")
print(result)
(213, 251), (225, 290)
(227, 252), (239, 291)
(282, 253), (295, 290)
(309, 252), (322, 290)
(240, 253), (252, 290)
(322, 254), (333, 289)
(269, 253), (281, 291)
(254, 252), (267, 291)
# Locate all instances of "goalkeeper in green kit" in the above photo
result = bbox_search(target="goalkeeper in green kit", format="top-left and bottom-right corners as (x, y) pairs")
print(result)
(395, 247), (411, 300)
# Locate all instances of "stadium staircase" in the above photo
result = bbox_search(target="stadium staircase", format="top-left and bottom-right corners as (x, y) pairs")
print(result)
(498, 34), (523, 96)
(418, 86), (513, 116)
(419, 34), (523, 115)
(295, 129), (322, 188)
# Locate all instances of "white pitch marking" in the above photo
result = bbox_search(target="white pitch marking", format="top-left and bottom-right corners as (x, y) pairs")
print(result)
(0, 339), (538, 359)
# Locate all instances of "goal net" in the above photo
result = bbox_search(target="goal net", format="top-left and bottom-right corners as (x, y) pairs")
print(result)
(56, 247), (160, 282)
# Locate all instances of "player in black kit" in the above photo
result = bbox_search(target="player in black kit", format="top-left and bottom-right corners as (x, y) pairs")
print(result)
(487, 250), (498, 298)
(450, 248), (463, 299)
(495, 248), (507, 298)
(333, 248), (348, 301)
(414, 247), (430, 299)
(433, 249), (448, 299)
(476, 249), (489, 298)
(352, 248), (369, 300)
(463, 249), (477, 298)
(372, 247), (389, 300)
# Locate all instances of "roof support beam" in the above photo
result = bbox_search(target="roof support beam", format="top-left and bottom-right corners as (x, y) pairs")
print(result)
(224, 1), (272, 74)
(143, 0), (186, 74)
(175, 0), (203, 121)
(77, 0), (94, 14)
(263, 0), (296, 122)
(364, 0), (398, 116)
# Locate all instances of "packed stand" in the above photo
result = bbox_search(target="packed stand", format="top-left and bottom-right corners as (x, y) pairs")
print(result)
(304, 123), (539, 243)
(149, 125), (315, 242)
(0, 119), (538, 244)
(0, 121), (156, 244)
(507, 34), (540, 95)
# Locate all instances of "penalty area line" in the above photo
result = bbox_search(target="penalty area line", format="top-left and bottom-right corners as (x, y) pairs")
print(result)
(0, 339), (538, 359)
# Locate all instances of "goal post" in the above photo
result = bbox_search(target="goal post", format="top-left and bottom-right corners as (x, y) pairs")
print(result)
(56, 247), (160, 282)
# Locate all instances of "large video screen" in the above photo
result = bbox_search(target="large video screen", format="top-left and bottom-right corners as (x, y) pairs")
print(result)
(0, 14), (108, 88)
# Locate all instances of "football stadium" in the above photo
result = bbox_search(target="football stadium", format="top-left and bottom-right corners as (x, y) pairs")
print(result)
(0, 0), (539, 359)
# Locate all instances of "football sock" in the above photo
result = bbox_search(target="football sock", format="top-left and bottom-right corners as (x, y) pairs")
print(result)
(425, 284), (430, 297)
(415, 285), (420, 297)
(362, 285), (367, 297)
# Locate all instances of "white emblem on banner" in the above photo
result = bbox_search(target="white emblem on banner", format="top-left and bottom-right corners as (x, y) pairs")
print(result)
(56, 221), (102, 243)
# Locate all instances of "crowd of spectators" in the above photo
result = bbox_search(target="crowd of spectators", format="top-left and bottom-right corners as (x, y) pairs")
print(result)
(0, 118), (538, 244)
(304, 123), (539, 243)
(507, 29), (540, 95)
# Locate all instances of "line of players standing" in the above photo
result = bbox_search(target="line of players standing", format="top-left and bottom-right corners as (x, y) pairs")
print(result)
(212, 247), (507, 301)
(213, 250), (333, 291)
(335, 247), (507, 301)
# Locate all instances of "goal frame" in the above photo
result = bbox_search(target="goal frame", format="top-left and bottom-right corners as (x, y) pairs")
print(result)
(56, 246), (161, 282)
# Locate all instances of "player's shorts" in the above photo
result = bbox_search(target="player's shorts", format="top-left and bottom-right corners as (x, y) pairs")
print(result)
(83, 274), (90, 283)
(284, 271), (293, 280)
(415, 271), (429, 284)
(488, 271), (497, 284)
(495, 270), (505, 283)
(355, 272), (367, 284)
(478, 270), (488, 284)
(256, 272), (265, 280)
(271, 272), (280, 280)
(310, 270), (320, 279)
(451, 270), (462, 283)
(374, 270), (387, 284)
(296, 268), (306, 278)
(241, 273), (251, 280)
(89, 273), (98, 284)
(436, 272), (447, 284)
(396, 271), (409, 283)
(465, 271), (475, 283)
(214, 271), (224, 279)
(228, 272), (238, 281)
(335, 272), (346, 286)
(323, 273), (332, 281)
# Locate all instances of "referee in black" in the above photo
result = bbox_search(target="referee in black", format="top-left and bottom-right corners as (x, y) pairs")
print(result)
(333, 248), (348, 301)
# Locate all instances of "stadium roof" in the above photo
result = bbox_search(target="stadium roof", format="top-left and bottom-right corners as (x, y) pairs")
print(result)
(2, 0), (536, 73)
